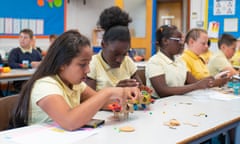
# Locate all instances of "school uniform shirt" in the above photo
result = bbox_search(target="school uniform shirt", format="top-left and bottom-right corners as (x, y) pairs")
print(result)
(8, 47), (42, 68)
(231, 50), (240, 66)
(145, 51), (188, 98)
(29, 75), (87, 125)
(181, 49), (210, 80)
(208, 50), (232, 76)
(87, 52), (137, 91)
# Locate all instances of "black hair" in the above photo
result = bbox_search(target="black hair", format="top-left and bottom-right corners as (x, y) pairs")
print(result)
(10, 30), (90, 128)
(20, 28), (34, 39)
(218, 33), (236, 49)
(156, 25), (178, 48)
(207, 39), (211, 47)
(98, 6), (132, 43)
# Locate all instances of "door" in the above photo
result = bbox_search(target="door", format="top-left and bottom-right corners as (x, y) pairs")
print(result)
(157, 0), (182, 31)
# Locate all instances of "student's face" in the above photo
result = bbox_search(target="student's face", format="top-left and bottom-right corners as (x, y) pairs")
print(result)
(191, 32), (209, 55)
(102, 40), (130, 68)
(222, 43), (236, 59)
(167, 31), (184, 55)
(19, 32), (32, 49)
(59, 46), (93, 86)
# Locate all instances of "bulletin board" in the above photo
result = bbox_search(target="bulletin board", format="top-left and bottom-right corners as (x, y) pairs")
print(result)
(0, 0), (66, 37)
(207, 0), (240, 38)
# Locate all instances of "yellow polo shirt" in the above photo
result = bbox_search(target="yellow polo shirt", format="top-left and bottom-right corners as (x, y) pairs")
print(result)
(29, 75), (87, 125)
(181, 49), (210, 80)
(145, 51), (187, 98)
(200, 50), (212, 64)
(87, 52), (137, 91)
(208, 50), (232, 76)
(231, 50), (240, 66)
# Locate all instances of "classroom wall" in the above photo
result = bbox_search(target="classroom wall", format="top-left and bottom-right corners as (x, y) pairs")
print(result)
(0, 0), (114, 59)
(66, 0), (114, 40)
(189, 0), (221, 53)
(0, 0), (207, 59)
(124, 0), (146, 38)
(189, 0), (206, 29)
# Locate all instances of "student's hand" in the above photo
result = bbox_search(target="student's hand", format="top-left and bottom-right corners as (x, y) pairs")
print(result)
(122, 87), (140, 102)
(116, 79), (139, 87)
(31, 61), (41, 68)
(212, 77), (229, 87)
(214, 70), (230, 79)
(195, 77), (214, 89)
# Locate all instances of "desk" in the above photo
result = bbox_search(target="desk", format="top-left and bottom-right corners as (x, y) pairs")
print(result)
(0, 69), (35, 96)
(0, 89), (240, 144)
(0, 69), (35, 82)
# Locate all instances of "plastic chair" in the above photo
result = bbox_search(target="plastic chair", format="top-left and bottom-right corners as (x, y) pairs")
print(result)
(0, 95), (18, 131)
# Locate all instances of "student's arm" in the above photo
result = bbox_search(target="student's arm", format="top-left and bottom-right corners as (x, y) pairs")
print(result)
(185, 72), (198, 84)
(8, 49), (22, 68)
(80, 86), (97, 102)
(212, 77), (229, 87)
(221, 66), (238, 77)
(85, 77), (97, 90)
(150, 74), (212, 98)
(116, 57), (140, 87)
(131, 72), (143, 85)
(31, 61), (41, 68)
(116, 78), (139, 87)
(37, 87), (140, 131)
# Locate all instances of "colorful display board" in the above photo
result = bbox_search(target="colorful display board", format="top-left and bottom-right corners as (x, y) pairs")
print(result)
(208, 0), (240, 38)
(0, 0), (65, 36)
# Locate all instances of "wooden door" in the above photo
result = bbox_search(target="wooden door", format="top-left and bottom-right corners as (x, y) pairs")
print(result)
(157, 1), (182, 31)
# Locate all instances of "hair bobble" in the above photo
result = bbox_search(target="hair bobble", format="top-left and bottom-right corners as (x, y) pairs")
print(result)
(160, 27), (164, 32)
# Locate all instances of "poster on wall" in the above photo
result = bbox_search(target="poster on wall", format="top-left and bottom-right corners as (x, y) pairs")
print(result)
(0, 0), (65, 36)
(224, 18), (238, 32)
(214, 0), (235, 15)
(208, 21), (220, 38)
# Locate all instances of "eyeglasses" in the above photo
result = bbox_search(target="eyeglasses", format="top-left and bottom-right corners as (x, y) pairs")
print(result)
(169, 37), (183, 44)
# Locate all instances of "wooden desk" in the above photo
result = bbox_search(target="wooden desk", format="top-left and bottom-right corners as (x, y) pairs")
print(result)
(0, 89), (239, 144)
(0, 69), (35, 82)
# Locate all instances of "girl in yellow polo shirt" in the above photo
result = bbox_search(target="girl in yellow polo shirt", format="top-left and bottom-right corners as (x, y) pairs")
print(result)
(181, 28), (228, 87)
(86, 6), (142, 91)
(10, 30), (140, 131)
(145, 25), (214, 98)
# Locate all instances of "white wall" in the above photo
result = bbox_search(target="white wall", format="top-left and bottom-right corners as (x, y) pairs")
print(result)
(66, 0), (114, 40)
(124, 0), (146, 37)
(189, 0), (206, 29)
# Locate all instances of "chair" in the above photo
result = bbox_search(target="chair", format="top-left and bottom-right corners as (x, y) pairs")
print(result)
(0, 95), (18, 131)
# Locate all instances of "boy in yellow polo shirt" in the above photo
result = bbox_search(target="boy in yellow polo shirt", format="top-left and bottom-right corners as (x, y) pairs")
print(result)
(208, 33), (238, 77)
(231, 38), (240, 67)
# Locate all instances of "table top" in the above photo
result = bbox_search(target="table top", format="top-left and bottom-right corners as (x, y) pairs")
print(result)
(80, 90), (240, 144)
(0, 69), (35, 82)
(0, 89), (240, 144)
